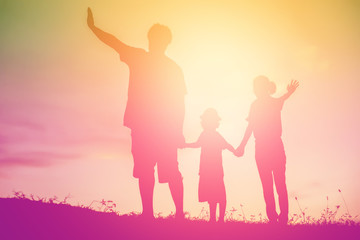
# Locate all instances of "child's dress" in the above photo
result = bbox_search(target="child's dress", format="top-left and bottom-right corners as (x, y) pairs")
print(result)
(197, 130), (228, 203)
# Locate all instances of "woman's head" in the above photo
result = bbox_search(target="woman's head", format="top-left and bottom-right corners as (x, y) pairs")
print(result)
(201, 108), (221, 130)
(253, 75), (276, 98)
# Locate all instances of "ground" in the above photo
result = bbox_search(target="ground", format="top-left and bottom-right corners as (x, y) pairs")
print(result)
(0, 198), (359, 240)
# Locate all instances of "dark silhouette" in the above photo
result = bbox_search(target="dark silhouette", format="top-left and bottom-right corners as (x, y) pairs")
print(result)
(2, 197), (359, 240)
(184, 108), (235, 222)
(87, 8), (186, 219)
(236, 76), (299, 225)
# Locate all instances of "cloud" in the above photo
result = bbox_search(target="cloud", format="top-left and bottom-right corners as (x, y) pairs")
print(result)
(0, 150), (82, 179)
(0, 151), (81, 168)
(0, 102), (47, 134)
(0, 118), (46, 131)
(0, 158), (53, 168)
(0, 133), (32, 145)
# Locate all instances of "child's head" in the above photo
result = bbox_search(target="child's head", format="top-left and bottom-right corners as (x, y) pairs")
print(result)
(201, 108), (221, 130)
(253, 75), (276, 98)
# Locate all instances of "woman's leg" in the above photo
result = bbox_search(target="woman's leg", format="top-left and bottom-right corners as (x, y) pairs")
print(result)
(256, 162), (278, 223)
(274, 162), (288, 224)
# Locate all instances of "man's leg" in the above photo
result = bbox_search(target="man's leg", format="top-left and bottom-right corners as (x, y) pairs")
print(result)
(139, 175), (155, 218)
(131, 131), (156, 219)
(159, 144), (184, 218)
(257, 162), (278, 223)
(274, 163), (288, 224)
(168, 175), (184, 218)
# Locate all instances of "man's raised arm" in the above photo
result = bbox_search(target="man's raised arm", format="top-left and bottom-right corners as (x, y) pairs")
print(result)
(87, 7), (128, 54)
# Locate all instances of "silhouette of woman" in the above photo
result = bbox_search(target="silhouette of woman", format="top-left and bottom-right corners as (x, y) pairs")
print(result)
(236, 76), (299, 224)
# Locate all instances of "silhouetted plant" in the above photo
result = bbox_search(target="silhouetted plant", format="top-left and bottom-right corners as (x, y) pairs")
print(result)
(295, 196), (307, 223)
(338, 189), (350, 215)
(240, 203), (247, 222)
(7, 190), (359, 225)
(13, 190), (26, 199)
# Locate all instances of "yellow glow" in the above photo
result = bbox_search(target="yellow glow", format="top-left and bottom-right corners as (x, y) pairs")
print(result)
(1, 0), (359, 220)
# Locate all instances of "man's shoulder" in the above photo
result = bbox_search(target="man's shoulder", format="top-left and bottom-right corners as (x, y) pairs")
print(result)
(164, 56), (182, 71)
(129, 47), (147, 58)
(250, 99), (259, 108)
(132, 47), (147, 54)
(120, 47), (146, 65)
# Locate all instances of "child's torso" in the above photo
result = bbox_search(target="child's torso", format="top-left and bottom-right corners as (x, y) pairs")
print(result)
(199, 131), (226, 178)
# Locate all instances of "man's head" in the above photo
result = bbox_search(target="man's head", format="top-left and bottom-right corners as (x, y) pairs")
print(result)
(147, 24), (172, 54)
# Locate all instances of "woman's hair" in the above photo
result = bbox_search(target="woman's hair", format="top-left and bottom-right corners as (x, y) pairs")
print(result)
(268, 81), (276, 95)
(253, 75), (276, 97)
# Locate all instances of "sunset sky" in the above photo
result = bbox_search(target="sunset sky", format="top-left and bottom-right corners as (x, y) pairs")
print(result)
(0, 0), (359, 220)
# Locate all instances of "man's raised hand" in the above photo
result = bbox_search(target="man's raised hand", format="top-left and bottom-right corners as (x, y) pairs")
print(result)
(87, 7), (95, 29)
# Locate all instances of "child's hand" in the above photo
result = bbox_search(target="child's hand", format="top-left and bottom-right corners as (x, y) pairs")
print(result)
(228, 145), (236, 154)
(178, 142), (187, 149)
(177, 136), (186, 149)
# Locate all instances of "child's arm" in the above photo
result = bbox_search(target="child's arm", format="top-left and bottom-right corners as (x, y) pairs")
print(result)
(179, 134), (201, 149)
(224, 141), (236, 154)
(235, 123), (253, 157)
(87, 8), (129, 54)
(279, 80), (299, 102)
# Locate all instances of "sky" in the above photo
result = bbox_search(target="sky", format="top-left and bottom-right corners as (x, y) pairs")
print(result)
(0, 0), (359, 220)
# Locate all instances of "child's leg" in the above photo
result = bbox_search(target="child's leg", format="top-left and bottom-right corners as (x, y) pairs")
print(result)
(219, 201), (226, 222)
(209, 202), (217, 222)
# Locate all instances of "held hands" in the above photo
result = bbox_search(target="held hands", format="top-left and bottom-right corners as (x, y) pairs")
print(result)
(178, 136), (186, 149)
(228, 145), (236, 155)
(287, 80), (299, 94)
(234, 145), (245, 157)
(87, 7), (95, 29)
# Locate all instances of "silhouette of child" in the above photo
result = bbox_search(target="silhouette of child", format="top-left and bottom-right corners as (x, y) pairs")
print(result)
(236, 76), (299, 224)
(185, 108), (235, 223)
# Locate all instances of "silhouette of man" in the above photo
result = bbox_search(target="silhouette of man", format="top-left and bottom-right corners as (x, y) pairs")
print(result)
(87, 8), (186, 219)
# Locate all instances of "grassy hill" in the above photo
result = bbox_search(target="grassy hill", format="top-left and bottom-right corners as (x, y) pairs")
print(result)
(0, 197), (359, 240)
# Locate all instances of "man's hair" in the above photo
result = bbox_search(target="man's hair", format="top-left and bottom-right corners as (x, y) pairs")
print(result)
(147, 24), (172, 45)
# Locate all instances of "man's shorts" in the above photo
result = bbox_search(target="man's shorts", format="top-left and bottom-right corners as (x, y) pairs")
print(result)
(131, 130), (182, 183)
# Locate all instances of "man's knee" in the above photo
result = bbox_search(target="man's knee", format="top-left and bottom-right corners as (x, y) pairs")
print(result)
(139, 173), (155, 185)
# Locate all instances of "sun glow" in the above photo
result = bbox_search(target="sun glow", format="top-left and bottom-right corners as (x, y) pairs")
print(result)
(0, 0), (359, 221)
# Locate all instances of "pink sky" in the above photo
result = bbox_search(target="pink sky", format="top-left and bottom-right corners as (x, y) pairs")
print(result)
(0, 0), (359, 220)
